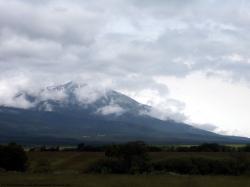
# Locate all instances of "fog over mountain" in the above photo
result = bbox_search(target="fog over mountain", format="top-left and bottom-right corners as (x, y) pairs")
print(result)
(2, 81), (185, 122)
(0, 81), (249, 145)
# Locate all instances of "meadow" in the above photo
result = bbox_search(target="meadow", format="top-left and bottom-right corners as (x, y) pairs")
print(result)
(26, 151), (250, 173)
(1, 172), (250, 187)
(1, 151), (250, 187)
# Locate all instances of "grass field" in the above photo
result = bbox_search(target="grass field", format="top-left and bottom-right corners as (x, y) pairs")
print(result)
(1, 173), (250, 187)
(1, 151), (250, 187)
(27, 151), (250, 173)
(28, 152), (105, 173)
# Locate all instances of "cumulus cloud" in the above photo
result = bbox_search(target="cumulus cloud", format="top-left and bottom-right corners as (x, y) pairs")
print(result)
(96, 104), (125, 116)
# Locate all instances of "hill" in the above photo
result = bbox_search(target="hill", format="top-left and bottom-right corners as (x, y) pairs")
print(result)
(0, 82), (249, 145)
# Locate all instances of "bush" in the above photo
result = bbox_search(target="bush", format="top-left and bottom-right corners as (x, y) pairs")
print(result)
(87, 142), (250, 175)
(0, 143), (28, 172)
(86, 159), (127, 174)
(175, 143), (235, 152)
(32, 159), (52, 173)
(77, 143), (104, 152)
(88, 141), (150, 174)
(153, 158), (197, 174)
(239, 144), (250, 152)
(105, 141), (149, 173)
(147, 146), (163, 152)
(152, 157), (250, 175)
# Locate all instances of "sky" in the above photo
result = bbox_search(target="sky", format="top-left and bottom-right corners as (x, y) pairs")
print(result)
(1, 0), (250, 137)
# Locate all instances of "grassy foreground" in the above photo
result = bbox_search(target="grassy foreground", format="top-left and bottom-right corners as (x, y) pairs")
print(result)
(1, 151), (250, 187)
(1, 173), (250, 187)
(27, 151), (250, 173)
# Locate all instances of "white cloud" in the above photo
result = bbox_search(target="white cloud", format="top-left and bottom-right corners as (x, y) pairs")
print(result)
(1, 0), (250, 136)
(96, 104), (125, 116)
(0, 76), (33, 108)
(39, 89), (67, 101)
(156, 72), (250, 137)
(74, 85), (109, 104)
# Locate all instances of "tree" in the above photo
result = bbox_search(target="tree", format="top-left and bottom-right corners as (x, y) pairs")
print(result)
(105, 141), (149, 173)
(77, 143), (85, 151)
(0, 143), (28, 172)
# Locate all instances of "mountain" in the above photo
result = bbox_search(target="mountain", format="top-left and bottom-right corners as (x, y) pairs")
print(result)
(0, 81), (249, 145)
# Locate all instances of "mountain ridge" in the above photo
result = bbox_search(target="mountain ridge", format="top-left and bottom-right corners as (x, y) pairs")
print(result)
(0, 81), (249, 145)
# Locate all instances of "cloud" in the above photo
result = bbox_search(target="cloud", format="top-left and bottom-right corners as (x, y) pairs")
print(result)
(142, 107), (187, 122)
(0, 0), (249, 85)
(96, 104), (125, 116)
(39, 89), (67, 101)
(74, 84), (109, 104)
(1, 0), (250, 135)
(193, 123), (219, 132)
(139, 98), (187, 122)
(0, 76), (34, 108)
(1, 0), (250, 81)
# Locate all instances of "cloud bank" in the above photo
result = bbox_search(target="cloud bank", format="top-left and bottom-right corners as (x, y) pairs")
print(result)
(1, 0), (250, 82)
(1, 0), (250, 136)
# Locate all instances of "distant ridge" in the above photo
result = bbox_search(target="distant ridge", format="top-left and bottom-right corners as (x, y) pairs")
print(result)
(0, 82), (249, 145)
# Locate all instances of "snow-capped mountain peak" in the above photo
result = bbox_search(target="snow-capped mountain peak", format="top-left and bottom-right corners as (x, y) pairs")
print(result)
(46, 81), (87, 92)
(12, 81), (149, 116)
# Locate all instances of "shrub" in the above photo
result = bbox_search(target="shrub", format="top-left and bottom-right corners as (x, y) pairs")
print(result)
(152, 157), (250, 175)
(239, 144), (250, 152)
(86, 159), (126, 174)
(175, 143), (234, 152)
(32, 159), (52, 173)
(88, 141), (150, 174)
(0, 143), (28, 172)
(87, 142), (250, 175)
(0, 167), (5, 172)
(105, 141), (149, 173)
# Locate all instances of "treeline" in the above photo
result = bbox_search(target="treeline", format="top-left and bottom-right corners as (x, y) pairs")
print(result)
(87, 141), (250, 175)
(164, 143), (250, 152)
(28, 143), (106, 152)
(2, 141), (250, 175)
(28, 143), (160, 152)
(88, 141), (150, 174)
(28, 143), (250, 153)
(0, 143), (28, 172)
(152, 156), (250, 175)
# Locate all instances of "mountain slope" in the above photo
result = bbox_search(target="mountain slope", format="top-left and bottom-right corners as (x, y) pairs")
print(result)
(0, 82), (249, 145)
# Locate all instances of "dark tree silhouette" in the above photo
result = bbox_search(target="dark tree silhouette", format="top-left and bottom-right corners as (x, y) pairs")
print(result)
(0, 143), (28, 172)
(105, 141), (149, 173)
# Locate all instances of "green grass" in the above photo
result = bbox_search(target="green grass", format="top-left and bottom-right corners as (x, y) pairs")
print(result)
(27, 151), (250, 173)
(0, 173), (250, 187)
(28, 152), (104, 173)
(1, 151), (250, 187)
